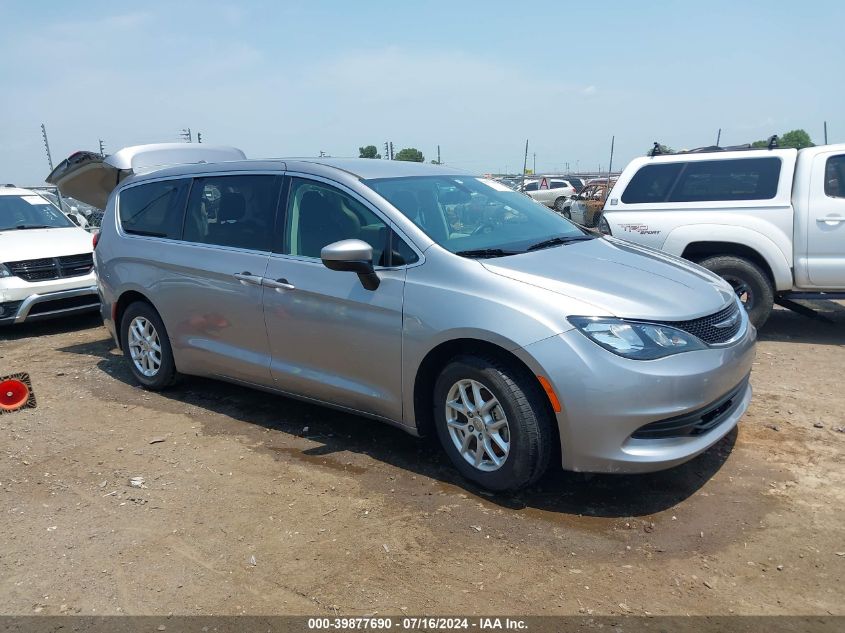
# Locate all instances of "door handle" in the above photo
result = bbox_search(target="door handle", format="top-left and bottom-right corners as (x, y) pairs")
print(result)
(262, 277), (296, 291)
(233, 271), (263, 285)
(816, 216), (845, 224)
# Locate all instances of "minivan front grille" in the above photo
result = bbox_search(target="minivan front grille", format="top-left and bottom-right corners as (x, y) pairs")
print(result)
(4, 253), (94, 282)
(657, 300), (742, 345)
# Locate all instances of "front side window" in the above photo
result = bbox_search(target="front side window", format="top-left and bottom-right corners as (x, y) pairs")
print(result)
(824, 155), (845, 198)
(522, 181), (539, 192)
(183, 175), (281, 251)
(119, 179), (189, 239)
(365, 176), (590, 256)
(285, 178), (391, 264)
(0, 194), (74, 231)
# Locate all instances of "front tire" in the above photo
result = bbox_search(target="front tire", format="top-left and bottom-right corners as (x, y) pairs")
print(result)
(698, 255), (774, 328)
(433, 354), (554, 491)
(120, 302), (177, 390)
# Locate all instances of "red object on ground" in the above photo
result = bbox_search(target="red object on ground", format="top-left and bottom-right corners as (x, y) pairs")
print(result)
(0, 378), (30, 411)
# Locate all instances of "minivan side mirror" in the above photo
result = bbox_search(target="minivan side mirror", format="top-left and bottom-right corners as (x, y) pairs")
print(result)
(320, 239), (380, 291)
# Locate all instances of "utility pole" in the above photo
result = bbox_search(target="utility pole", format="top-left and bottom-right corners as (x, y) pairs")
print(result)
(98, 139), (105, 156)
(533, 152), (536, 174)
(197, 132), (202, 143)
(824, 121), (828, 144)
(716, 128), (721, 147)
(384, 141), (389, 159)
(437, 145), (441, 165)
(40, 123), (63, 208)
(521, 139), (529, 190)
(179, 128), (192, 143)
(41, 123), (54, 172)
(389, 142), (394, 160)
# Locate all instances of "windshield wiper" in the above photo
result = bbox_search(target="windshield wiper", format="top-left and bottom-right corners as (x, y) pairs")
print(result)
(526, 235), (594, 252)
(455, 248), (520, 259)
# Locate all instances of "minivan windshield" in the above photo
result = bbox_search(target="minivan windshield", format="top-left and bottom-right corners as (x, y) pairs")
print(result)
(0, 194), (74, 231)
(364, 176), (592, 257)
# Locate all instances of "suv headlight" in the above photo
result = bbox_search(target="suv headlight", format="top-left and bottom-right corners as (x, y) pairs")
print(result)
(568, 316), (706, 360)
(0, 264), (12, 279)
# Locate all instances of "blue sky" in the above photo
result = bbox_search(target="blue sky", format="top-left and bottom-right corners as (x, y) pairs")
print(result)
(0, 0), (842, 185)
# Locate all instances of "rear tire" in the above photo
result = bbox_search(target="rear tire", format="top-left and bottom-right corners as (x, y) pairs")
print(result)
(433, 354), (554, 491)
(554, 197), (568, 212)
(120, 301), (177, 390)
(698, 255), (773, 328)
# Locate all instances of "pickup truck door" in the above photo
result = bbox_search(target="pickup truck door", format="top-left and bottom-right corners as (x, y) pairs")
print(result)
(807, 152), (845, 287)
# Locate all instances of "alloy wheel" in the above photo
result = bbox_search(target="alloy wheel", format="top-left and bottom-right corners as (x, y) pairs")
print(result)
(127, 316), (162, 377)
(444, 379), (510, 472)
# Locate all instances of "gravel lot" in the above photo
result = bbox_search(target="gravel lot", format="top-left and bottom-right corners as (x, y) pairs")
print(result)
(1, 303), (843, 616)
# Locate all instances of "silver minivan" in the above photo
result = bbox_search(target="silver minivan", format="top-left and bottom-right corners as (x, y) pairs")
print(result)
(49, 144), (756, 491)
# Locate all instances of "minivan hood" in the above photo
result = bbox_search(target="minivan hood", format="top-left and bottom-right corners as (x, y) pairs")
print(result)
(481, 237), (735, 321)
(0, 227), (93, 263)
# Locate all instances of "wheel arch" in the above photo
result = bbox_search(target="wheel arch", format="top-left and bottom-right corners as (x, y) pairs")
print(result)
(113, 289), (162, 351)
(663, 225), (793, 291)
(411, 338), (560, 447)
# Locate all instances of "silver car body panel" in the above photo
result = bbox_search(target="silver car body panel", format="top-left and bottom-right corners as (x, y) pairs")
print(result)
(66, 151), (755, 473)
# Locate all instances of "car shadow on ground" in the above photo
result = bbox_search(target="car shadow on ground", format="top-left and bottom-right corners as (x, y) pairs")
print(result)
(759, 300), (845, 345)
(0, 312), (102, 342)
(59, 332), (737, 519)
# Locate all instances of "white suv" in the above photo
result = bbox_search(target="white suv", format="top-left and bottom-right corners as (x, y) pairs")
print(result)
(520, 178), (576, 211)
(0, 186), (99, 325)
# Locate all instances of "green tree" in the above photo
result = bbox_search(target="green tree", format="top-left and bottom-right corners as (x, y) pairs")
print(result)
(752, 129), (814, 149)
(395, 147), (424, 162)
(358, 145), (381, 159)
(647, 143), (674, 156)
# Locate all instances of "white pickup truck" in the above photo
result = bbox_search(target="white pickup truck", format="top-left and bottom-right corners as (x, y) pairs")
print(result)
(598, 143), (845, 327)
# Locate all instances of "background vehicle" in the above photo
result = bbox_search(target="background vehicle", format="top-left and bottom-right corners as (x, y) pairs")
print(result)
(0, 185), (98, 324)
(50, 144), (754, 492)
(519, 177), (576, 211)
(568, 179), (616, 226)
(600, 144), (845, 327)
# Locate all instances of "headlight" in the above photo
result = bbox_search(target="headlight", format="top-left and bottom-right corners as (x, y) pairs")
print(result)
(568, 316), (706, 360)
(0, 264), (12, 279)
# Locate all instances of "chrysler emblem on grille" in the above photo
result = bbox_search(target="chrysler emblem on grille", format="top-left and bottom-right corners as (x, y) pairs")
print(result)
(713, 311), (740, 329)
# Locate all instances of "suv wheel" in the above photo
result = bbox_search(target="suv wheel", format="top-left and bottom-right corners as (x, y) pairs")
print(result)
(120, 302), (177, 390)
(699, 255), (774, 328)
(554, 196), (568, 212)
(433, 354), (554, 491)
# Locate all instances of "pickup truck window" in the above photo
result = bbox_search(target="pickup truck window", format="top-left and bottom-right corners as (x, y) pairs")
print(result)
(621, 158), (781, 204)
(621, 163), (683, 204)
(668, 158), (780, 202)
(825, 155), (845, 198)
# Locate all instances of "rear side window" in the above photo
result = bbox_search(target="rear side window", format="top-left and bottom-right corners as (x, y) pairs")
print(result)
(825, 155), (845, 198)
(621, 158), (781, 204)
(119, 179), (189, 238)
(182, 174), (281, 251)
(621, 164), (684, 204)
(669, 158), (781, 202)
(550, 180), (570, 189)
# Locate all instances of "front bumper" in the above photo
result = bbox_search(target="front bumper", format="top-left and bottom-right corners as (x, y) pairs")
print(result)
(520, 316), (756, 473)
(0, 285), (100, 324)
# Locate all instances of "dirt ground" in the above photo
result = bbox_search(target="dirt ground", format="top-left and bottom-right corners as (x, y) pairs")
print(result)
(0, 302), (843, 617)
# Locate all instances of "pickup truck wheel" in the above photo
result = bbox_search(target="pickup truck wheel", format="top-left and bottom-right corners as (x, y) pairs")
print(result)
(433, 355), (554, 492)
(554, 197), (568, 212)
(699, 255), (773, 328)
